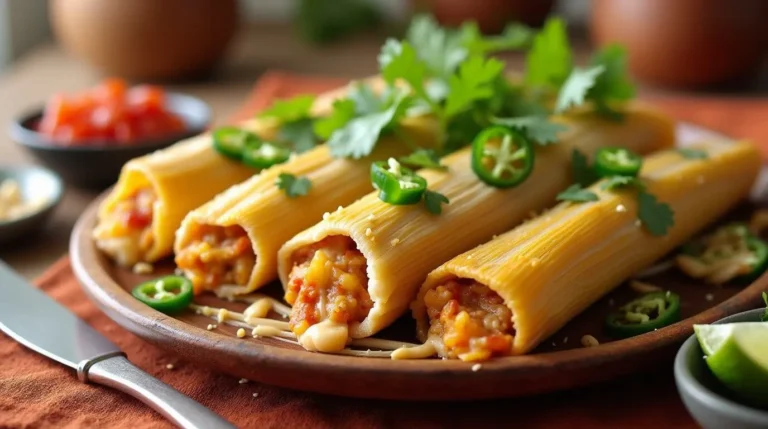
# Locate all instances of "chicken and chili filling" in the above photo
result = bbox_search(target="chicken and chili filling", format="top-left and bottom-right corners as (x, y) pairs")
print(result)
(424, 279), (514, 362)
(285, 236), (373, 342)
(175, 224), (255, 293)
(94, 188), (157, 266)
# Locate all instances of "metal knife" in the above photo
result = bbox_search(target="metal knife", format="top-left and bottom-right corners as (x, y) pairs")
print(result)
(0, 260), (235, 429)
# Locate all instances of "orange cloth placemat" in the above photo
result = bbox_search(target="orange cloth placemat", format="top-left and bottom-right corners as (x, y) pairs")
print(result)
(2, 71), (766, 429)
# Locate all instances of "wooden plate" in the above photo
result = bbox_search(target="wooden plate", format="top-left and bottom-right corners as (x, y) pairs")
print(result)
(70, 123), (768, 401)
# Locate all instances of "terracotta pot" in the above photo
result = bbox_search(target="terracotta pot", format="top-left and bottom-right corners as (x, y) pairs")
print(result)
(50, 0), (238, 82)
(413, 0), (555, 33)
(591, 0), (768, 88)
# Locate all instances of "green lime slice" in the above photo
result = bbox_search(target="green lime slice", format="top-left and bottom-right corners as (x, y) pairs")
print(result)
(694, 322), (768, 406)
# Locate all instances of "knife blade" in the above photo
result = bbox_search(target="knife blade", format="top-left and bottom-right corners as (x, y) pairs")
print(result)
(0, 260), (235, 429)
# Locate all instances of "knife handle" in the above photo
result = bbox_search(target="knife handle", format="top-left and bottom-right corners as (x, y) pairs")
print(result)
(81, 355), (235, 429)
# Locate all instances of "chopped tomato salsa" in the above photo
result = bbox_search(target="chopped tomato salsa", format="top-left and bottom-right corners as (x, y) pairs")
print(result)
(37, 78), (186, 145)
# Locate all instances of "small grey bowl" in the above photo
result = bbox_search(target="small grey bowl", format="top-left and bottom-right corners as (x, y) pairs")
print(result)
(0, 165), (64, 244)
(675, 308), (768, 429)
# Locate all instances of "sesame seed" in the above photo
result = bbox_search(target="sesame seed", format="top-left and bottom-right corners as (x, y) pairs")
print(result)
(471, 364), (482, 372)
(365, 228), (373, 237)
(563, 337), (569, 344)
(616, 204), (626, 213)
(705, 293), (714, 302)
(238, 378), (248, 384)
(336, 205), (343, 212)
(322, 212), (330, 220)
(166, 364), (174, 370)
(635, 220), (642, 227)
(237, 328), (246, 338)
(530, 258), (540, 267)
(217, 308), (230, 323)
(206, 324), (217, 331)
(252, 393), (259, 398)
(367, 214), (375, 221)
(390, 238), (400, 246)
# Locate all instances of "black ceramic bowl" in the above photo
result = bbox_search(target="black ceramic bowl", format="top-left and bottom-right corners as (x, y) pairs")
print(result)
(9, 92), (211, 189)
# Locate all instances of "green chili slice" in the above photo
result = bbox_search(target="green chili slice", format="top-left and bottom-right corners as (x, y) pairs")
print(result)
(605, 291), (681, 339)
(594, 147), (643, 178)
(212, 127), (260, 160)
(681, 223), (768, 283)
(131, 275), (193, 314)
(471, 126), (535, 188)
(371, 158), (427, 205)
(242, 141), (291, 169)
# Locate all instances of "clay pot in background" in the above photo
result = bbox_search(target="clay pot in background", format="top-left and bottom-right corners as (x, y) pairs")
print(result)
(591, 0), (768, 88)
(50, 0), (239, 82)
(412, 0), (555, 33)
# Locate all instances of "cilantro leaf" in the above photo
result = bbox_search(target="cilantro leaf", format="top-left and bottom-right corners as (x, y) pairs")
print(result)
(555, 65), (605, 114)
(276, 173), (312, 198)
(491, 115), (567, 145)
(278, 118), (318, 153)
(313, 99), (356, 139)
(380, 40), (430, 102)
(678, 148), (709, 160)
(424, 189), (449, 214)
(572, 149), (598, 187)
(762, 291), (767, 322)
(259, 95), (316, 122)
(557, 184), (599, 203)
(461, 21), (535, 56)
(601, 175), (645, 191)
(399, 149), (446, 170)
(348, 82), (384, 115)
(637, 190), (675, 236)
(444, 56), (504, 119)
(406, 14), (467, 77)
(587, 44), (635, 119)
(525, 17), (572, 88)
(327, 95), (408, 159)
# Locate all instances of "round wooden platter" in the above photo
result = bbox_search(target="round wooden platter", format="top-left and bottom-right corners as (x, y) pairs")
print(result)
(70, 123), (768, 401)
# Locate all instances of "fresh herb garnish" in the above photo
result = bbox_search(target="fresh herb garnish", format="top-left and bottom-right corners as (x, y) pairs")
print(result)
(424, 189), (450, 214)
(461, 22), (535, 56)
(637, 190), (675, 236)
(525, 17), (572, 89)
(601, 175), (644, 191)
(491, 115), (567, 145)
(571, 149), (599, 187)
(259, 95), (316, 122)
(556, 184), (599, 203)
(259, 95), (320, 153)
(276, 173), (312, 198)
(399, 149), (446, 170)
(678, 148), (709, 160)
(326, 93), (410, 159)
(555, 65), (605, 114)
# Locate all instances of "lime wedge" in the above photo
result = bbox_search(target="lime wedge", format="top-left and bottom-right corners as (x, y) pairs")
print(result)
(694, 323), (768, 406)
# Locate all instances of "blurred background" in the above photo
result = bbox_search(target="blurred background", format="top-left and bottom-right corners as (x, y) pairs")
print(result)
(1, 0), (768, 277)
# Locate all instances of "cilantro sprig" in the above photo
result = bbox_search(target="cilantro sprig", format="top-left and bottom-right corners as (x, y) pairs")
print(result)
(259, 95), (320, 153)
(276, 173), (312, 198)
(564, 150), (675, 236)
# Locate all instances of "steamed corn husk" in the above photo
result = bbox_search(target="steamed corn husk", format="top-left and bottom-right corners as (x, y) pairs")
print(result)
(278, 103), (675, 339)
(414, 140), (761, 355)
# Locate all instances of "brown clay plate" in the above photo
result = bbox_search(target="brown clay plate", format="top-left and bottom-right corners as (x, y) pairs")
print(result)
(70, 123), (768, 401)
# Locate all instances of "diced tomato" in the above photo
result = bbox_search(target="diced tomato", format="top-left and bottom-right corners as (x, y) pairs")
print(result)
(124, 208), (152, 229)
(36, 78), (186, 146)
